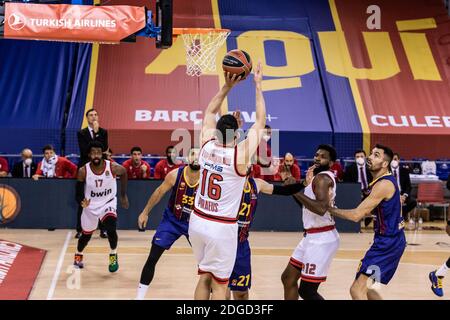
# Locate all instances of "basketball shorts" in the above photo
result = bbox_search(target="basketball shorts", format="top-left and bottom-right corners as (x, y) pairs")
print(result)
(229, 240), (252, 291)
(289, 228), (340, 283)
(188, 212), (238, 284)
(356, 231), (406, 285)
(152, 208), (189, 249)
(81, 198), (117, 234)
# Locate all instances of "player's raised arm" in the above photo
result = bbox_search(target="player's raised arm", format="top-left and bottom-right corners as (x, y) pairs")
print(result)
(138, 169), (177, 229)
(292, 174), (333, 216)
(112, 163), (129, 209)
(237, 62), (266, 172)
(200, 73), (241, 145)
(328, 179), (395, 222)
(255, 178), (306, 196)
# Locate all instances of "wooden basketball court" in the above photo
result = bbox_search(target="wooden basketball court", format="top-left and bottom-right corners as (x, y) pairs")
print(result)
(2, 226), (449, 300)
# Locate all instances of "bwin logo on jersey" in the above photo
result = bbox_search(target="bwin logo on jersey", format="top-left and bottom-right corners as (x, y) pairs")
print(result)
(204, 162), (223, 172)
(91, 188), (112, 198)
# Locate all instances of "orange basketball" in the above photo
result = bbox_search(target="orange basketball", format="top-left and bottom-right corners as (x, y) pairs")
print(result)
(222, 49), (252, 80)
(0, 185), (21, 224)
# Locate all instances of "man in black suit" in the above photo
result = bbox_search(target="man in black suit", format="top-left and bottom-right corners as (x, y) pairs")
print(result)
(75, 108), (109, 239)
(11, 148), (36, 178)
(343, 149), (373, 226)
(343, 149), (373, 195)
(77, 108), (108, 167)
(391, 153), (416, 220)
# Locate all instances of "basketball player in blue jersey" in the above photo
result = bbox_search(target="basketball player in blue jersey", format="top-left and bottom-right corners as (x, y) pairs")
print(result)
(227, 174), (307, 300)
(135, 148), (200, 300)
(328, 144), (406, 300)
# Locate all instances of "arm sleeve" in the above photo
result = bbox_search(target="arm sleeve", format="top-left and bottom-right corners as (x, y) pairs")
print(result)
(36, 162), (43, 175)
(67, 160), (78, 178)
(272, 182), (305, 195)
(76, 181), (85, 204)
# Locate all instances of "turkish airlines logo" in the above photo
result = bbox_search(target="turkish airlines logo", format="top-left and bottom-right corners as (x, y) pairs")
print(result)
(8, 13), (26, 31)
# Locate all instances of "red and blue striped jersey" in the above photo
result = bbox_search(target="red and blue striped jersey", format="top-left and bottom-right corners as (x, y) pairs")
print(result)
(237, 177), (258, 243)
(369, 174), (405, 236)
(167, 166), (198, 221)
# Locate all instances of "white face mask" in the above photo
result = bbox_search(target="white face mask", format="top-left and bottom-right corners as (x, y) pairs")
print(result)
(391, 160), (399, 169)
(356, 157), (365, 166)
(24, 158), (32, 166)
(262, 135), (271, 142)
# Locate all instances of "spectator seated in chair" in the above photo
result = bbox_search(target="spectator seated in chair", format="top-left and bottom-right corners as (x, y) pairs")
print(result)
(122, 146), (151, 180)
(33, 145), (77, 180)
(154, 146), (181, 179)
(12, 148), (36, 178)
(0, 155), (8, 178)
(274, 153), (301, 182)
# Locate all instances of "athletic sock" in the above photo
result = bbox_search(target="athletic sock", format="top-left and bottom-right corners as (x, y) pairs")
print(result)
(435, 262), (449, 278)
(136, 283), (149, 300)
(110, 249), (117, 255)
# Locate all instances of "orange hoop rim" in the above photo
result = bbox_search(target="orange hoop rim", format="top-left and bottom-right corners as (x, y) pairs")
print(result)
(172, 28), (231, 36)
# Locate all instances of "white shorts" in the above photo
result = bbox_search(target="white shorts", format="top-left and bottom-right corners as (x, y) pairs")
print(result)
(81, 200), (117, 234)
(290, 228), (340, 283)
(188, 212), (238, 284)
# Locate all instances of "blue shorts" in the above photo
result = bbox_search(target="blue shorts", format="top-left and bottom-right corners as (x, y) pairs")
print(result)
(152, 209), (189, 250)
(228, 240), (252, 291)
(356, 231), (406, 285)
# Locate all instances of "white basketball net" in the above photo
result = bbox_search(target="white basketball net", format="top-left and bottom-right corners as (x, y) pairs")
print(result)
(180, 30), (230, 76)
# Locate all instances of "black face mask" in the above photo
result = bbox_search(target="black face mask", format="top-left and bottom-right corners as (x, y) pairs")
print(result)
(189, 163), (200, 171)
(313, 164), (330, 176)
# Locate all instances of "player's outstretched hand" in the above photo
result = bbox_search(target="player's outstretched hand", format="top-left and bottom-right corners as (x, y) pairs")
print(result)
(305, 166), (315, 186)
(138, 212), (148, 230)
(224, 72), (242, 88)
(120, 195), (129, 209)
(232, 110), (243, 128)
(81, 198), (90, 208)
(253, 61), (263, 85)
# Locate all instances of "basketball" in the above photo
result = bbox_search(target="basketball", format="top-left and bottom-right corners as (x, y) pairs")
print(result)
(222, 49), (252, 80)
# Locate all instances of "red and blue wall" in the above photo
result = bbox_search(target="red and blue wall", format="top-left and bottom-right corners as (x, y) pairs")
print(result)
(1, 0), (449, 159)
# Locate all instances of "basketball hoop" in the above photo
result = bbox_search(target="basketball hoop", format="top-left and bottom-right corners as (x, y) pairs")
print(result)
(173, 28), (230, 77)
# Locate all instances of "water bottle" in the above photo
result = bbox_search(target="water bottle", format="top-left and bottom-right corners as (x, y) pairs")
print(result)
(418, 217), (423, 231)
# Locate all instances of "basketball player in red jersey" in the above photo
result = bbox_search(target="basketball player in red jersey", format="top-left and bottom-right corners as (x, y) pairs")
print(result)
(74, 141), (129, 272)
(189, 61), (266, 300)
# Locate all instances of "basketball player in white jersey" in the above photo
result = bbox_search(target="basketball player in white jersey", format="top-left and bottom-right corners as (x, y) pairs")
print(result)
(281, 144), (340, 300)
(189, 62), (266, 300)
(74, 141), (129, 272)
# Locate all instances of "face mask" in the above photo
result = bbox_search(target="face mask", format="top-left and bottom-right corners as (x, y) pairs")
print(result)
(262, 135), (270, 142)
(356, 157), (365, 166)
(391, 160), (399, 169)
(24, 158), (32, 166)
(167, 155), (175, 165)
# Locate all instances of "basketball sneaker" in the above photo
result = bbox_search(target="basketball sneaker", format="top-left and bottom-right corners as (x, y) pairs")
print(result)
(429, 270), (444, 297)
(74, 253), (84, 269)
(109, 253), (119, 273)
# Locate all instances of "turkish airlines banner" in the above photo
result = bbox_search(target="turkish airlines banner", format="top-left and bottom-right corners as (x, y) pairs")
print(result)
(4, 3), (146, 43)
